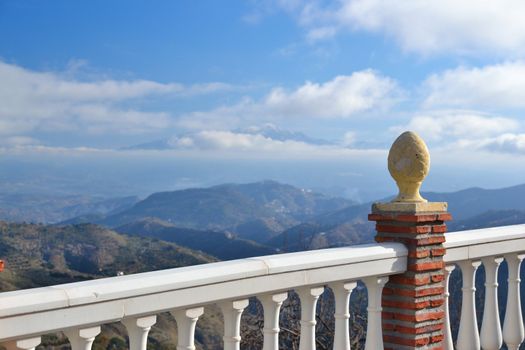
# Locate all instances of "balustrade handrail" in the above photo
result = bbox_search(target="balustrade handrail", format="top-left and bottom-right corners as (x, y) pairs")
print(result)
(444, 224), (525, 262)
(0, 242), (406, 341)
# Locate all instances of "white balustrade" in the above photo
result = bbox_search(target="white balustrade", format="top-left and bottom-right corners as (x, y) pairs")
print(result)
(64, 326), (101, 350)
(3, 337), (40, 350)
(456, 260), (481, 350)
(480, 257), (503, 350)
(443, 265), (455, 350)
(219, 299), (249, 350)
(363, 276), (388, 350)
(260, 292), (288, 350)
(329, 281), (357, 350)
(503, 253), (525, 350)
(171, 307), (204, 350)
(2, 224), (525, 349)
(444, 225), (525, 350)
(122, 315), (157, 350)
(297, 286), (324, 350)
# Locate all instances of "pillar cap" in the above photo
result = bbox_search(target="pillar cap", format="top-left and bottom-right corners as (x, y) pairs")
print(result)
(388, 131), (430, 203)
(372, 201), (447, 213)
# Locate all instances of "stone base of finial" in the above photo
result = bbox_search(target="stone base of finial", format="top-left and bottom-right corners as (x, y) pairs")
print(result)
(372, 201), (447, 214)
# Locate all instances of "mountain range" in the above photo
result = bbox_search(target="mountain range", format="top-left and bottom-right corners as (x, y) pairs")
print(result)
(74, 180), (353, 242)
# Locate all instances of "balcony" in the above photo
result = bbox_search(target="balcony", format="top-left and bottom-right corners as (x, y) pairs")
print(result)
(1, 132), (525, 350)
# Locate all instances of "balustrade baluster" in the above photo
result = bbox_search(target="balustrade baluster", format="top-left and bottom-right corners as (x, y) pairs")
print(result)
(329, 281), (357, 350)
(503, 254), (525, 350)
(297, 286), (324, 350)
(480, 257), (503, 350)
(363, 276), (388, 350)
(122, 315), (157, 350)
(171, 307), (204, 350)
(64, 326), (101, 350)
(444, 265), (455, 350)
(457, 260), (481, 350)
(219, 299), (249, 350)
(259, 292), (288, 350)
(3, 337), (41, 350)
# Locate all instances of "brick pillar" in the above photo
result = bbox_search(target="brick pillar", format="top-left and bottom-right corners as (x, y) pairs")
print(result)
(372, 130), (452, 349)
(369, 202), (451, 349)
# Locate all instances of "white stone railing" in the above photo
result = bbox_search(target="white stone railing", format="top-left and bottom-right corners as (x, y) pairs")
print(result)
(0, 242), (407, 350)
(1, 224), (525, 350)
(444, 224), (525, 350)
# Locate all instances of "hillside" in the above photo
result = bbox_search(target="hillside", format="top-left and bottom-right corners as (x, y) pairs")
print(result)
(0, 193), (139, 224)
(116, 218), (277, 260)
(0, 221), (216, 290)
(0, 221), (224, 350)
(93, 181), (353, 241)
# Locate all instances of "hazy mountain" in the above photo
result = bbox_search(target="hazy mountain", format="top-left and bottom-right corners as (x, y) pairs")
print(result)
(234, 124), (333, 145)
(116, 218), (277, 260)
(424, 184), (525, 221)
(267, 183), (525, 251)
(0, 194), (139, 224)
(93, 181), (353, 239)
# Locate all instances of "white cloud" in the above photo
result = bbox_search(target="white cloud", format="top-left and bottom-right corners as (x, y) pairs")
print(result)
(306, 26), (337, 42)
(423, 62), (525, 109)
(0, 61), (232, 135)
(178, 70), (400, 129)
(478, 133), (525, 154)
(0, 129), (386, 160)
(147, 129), (385, 159)
(273, 0), (525, 56)
(2, 136), (40, 147)
(395, 111), (520, 142)
(265, 71), (399, 118)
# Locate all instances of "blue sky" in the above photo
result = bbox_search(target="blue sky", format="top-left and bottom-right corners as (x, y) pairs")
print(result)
(2, 0), (525, 199)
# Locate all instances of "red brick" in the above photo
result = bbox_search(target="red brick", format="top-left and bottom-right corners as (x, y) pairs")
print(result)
(409, 261), (445, 272)
(383, 322), (444, 335)
(431, 298), (445, 307)
(379, 236), (446, 246)
(431, 334), (444, 343)
(383, 335), (431, 347)
(396, 214), (439, 222)
(415, 311), (445, 322)
(408, 249), (431, 258)
(437, 213), (452, 221)
(386, 286), (444, 298)
(383, 299), (431, 310)
(432, 224), (447, 233)
(431, 247), (446, 257)
(376, 224), (431, 234)
(431, 273), (445, 283)
(390, 275), (431, 286)
(387, 311), (444, 323)
(415, 236), (446, 245)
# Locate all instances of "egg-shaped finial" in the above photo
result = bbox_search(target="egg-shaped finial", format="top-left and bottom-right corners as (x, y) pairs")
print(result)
(388, 131), (430, 203)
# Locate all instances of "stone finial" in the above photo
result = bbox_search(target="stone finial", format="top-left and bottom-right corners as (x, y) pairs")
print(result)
(388, 131), (430, 203)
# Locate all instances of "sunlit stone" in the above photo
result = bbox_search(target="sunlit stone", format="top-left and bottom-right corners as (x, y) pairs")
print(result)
(388, 131), (430, 202)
